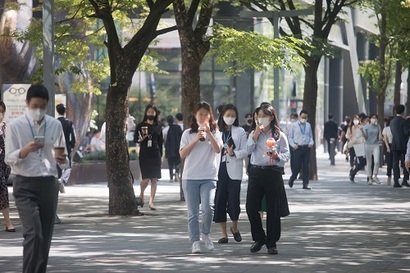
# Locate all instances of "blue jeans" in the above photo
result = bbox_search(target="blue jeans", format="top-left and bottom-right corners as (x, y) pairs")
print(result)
(182, 179), (215, 243)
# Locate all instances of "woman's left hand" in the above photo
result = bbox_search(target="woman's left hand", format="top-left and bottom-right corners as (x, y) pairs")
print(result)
(227, 145), (234, 156)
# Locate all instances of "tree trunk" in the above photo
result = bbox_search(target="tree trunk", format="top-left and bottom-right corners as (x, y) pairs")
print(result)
(407, 64), (410, 115)
(377, 5), (388, 125)
(106, 79), (135, 215)
(174, 0), (213, 201)
(303, 58), (320, 181)
(393, 60), (402, 113)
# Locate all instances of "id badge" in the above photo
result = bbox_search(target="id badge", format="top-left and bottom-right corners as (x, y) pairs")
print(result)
(147, 140), (152, 147)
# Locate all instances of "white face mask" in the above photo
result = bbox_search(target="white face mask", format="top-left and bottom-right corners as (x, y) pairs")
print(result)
(290, 118), (296, 123)
(353, 119), (359, 125)
(27, 108), (46, 122)
(370, 118), (377, 125)
(223, 116), (236, 126)
(259, 117), (271, 127)
(300, 118), (307, 124)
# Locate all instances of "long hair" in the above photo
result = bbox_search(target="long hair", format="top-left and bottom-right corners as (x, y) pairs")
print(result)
(258, 103), (281, 138)
(217, 104), (239, 132)
(349, 115), (359, 130)
(0, 101), (6, 112)
(189, 101), (217, 133)
(142, 104), (159, 124)
(249, 106), (261, 134)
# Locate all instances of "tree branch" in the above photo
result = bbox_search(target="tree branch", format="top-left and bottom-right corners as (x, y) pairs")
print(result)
(187, 0), (200, 27)
(195, 0), (214, 38)
(156, 25), (178, 36)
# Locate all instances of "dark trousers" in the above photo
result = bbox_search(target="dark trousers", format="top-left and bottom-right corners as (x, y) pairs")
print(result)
(289, 146), (296, 173)
(385, 150), (393, 177)
(349, 147), (357, 168)
(167, 156), (180, 180)
(214, 163), (241, 223)
(289, 146), (310, 187)
(13, 176), (59, 273)
(246, 166), (283, 248)
(350, 156), (366, 178)
(392, 150), (409, 184)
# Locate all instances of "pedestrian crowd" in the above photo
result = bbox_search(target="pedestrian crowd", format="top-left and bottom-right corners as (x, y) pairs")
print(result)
(2, 84), (410, 273)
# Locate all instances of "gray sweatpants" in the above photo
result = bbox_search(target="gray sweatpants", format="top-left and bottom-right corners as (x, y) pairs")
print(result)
(13, 175), (59, 273)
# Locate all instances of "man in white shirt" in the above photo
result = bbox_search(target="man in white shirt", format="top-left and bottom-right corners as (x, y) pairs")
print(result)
(5, 85), (67, 273)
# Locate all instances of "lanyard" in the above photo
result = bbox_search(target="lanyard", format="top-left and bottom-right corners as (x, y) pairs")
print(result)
(26, 115), (47, 138)
(222, 130), (231, 144)
(26, 115), (47, 161)
(298, 122), (306, 135)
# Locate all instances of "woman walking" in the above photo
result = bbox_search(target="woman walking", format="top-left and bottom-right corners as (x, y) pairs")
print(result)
(214, 104), (248, 244)
(349, 115), (368, 182)
(180, 101), (222, 254)
(134, 104), (163, 210)
(363, 114), (382, 184)
(382, 117), (394, 185)
(246, 103), (290, 255)
(0, 101), (15, 232)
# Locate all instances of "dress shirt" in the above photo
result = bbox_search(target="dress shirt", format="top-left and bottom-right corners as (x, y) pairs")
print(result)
(5, 114), (66, 177)
(247, 129), (290, 167)
(406, 139), (410, 162)
(288, 121), (314, 148)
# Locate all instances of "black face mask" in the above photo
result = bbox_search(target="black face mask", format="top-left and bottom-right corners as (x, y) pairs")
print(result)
(246, 118), (252, 124)
(146, 115), (155, 121)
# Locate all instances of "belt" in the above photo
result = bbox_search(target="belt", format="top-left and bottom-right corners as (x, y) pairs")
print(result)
(251, 165), (282, 170)
(298, 145), (309, 148)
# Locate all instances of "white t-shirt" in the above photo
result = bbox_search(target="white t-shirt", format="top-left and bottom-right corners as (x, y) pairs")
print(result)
(382, 126), (393, 144)
(180, 128), (222, 180)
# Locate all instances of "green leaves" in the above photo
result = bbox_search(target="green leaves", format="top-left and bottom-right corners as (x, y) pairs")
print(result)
(209, 24), (307, 76)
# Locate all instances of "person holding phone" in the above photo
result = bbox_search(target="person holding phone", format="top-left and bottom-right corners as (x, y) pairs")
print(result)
(5, 85), (67, 273)
(134, 104), (163, 210)
(214, 104), (248, 244)
(179, 101), (222, 254)
(246, 102), (290, 255)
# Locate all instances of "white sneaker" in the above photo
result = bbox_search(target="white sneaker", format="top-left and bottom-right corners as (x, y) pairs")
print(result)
(201, 233), (214, 251)
(387, 176), (392, 185)
(192, 241), (201, 254)
(367, 177), (373, 185)
(58, 179), (66, 193)
(373, 176), (381, 184)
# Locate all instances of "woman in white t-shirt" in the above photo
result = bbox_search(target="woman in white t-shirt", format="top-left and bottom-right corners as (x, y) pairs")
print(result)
(382, 116), (394, 185)
(179, 101), (222, 254)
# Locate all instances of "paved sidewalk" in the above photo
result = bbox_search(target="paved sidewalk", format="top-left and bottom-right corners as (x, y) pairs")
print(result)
(1, 150), (410, 272)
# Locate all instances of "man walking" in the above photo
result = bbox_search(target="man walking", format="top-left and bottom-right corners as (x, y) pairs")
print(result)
(324, 114), (339, 165)
(288, 110), (314, 189)
(389, 104), (410, 187)
(6, 85), (67, 273)
(56, 103), (76, 185)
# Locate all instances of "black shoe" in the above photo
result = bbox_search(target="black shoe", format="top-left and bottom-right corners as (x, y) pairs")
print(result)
(302, 186), (311, 190)
(393, 183), (402, 188)
(218, 237), (228, 244)
(288, 178), (294, 188)
(267, 247), (278, 255)
(402, 181), (410, 187)
(250, 240), (265, 253)
(230, 227), (242, 242)
(349, 174), (355, 182)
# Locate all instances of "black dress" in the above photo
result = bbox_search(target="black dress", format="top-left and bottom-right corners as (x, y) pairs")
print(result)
(134, 122), (163, 179)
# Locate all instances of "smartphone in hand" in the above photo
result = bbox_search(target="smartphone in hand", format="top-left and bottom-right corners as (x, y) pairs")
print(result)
(34, 136), (45, 146)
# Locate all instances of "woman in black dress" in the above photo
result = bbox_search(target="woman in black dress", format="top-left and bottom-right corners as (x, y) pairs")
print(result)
(0, 101), (15, 231)
(134, 104), (163, 210)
